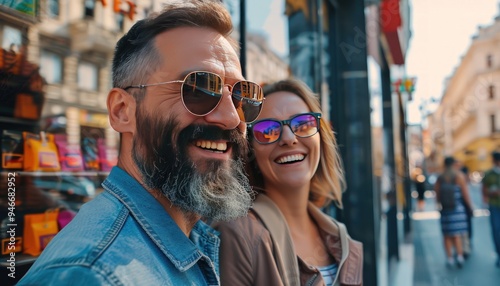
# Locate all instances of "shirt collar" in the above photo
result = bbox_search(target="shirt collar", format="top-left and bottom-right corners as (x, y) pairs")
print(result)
(102, 166), (219, 272)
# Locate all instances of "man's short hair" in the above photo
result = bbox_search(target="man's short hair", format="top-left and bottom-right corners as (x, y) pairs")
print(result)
(444, 156), (455, 167)
(493, 151), (500, 162)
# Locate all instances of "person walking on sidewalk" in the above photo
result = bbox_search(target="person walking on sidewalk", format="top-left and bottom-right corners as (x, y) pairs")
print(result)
(482, 151), (500, 267)
(435, 156), (473, 268)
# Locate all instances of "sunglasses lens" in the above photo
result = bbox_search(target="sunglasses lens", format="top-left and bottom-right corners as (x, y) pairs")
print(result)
(252, 120), (281, 144)
(232, 81), (264, 122)
(182, 72), (223, 115)
(291, 114), (319, 137)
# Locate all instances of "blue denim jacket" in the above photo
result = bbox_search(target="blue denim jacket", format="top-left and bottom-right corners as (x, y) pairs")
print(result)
(18, 167), (221, 286)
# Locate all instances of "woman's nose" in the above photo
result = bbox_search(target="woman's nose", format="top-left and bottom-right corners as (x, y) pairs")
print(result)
(278, 125), (298, 146)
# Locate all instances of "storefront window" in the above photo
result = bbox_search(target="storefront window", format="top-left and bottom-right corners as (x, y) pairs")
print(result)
(1, 25), (22, 51)
(84, 0), (95, 18)
(40, 50), (63, 84)
(47, 0), (60, 17)
(77, 62), (98, 91)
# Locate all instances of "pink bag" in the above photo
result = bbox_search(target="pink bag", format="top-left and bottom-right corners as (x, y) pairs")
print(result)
(57, 209), (77, 230)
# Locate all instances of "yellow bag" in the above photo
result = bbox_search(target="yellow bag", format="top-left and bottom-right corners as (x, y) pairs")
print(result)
(23, 209), (59, 256)
(23, 132), (61, 172)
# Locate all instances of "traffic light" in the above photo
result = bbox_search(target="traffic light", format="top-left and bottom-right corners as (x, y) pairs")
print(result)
(391, 77), (417, 94)
(404, 78), (415, 93)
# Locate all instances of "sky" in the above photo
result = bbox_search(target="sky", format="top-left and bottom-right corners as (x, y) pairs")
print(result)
(240, 0), (499, 124)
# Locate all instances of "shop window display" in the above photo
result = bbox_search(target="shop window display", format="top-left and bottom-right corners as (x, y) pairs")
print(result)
(0, 45), (113, 283)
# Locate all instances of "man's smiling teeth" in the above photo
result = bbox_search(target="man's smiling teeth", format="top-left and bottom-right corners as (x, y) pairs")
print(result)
(195, 140), (228, 151)
(276, 154), (305, 164)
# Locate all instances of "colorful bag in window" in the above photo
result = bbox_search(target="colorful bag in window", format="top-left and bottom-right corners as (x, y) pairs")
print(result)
(98, 138), (118, 172)
(23, 132), (61, 172)
(57, 209), (77, 230)
(1, 130), (24, 170)
(54, 134), (84, 171)
(23, 209), (59, 256)
(81, 137), (100, 171)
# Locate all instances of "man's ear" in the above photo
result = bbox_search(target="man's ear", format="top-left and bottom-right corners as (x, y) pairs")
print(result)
(107, 88), (136, 134)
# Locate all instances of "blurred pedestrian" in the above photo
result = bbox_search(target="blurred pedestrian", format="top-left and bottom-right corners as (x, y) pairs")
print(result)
(434, 156), (473, 268)
(214, 79), (363, 285)
(461, 165), (470, 183)
(481, 151), (500, 267)
(415, 173), (426, 211)
(460, 164), (473, 258)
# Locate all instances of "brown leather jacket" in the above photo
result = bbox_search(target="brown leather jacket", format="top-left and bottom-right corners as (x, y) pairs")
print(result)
(214, 196), (363, 286)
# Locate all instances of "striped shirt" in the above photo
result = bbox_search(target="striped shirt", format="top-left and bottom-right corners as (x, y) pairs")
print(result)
(317, 263), (338, 286)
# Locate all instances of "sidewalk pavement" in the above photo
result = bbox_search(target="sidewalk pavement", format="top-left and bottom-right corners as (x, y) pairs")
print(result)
(412, 189), (500, 286)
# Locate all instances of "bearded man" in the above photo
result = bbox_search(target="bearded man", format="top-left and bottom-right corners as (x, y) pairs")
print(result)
(18, 1), (263, 285)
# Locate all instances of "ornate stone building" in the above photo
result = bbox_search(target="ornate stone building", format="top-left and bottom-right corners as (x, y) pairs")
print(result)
(428, 12), (500, 172)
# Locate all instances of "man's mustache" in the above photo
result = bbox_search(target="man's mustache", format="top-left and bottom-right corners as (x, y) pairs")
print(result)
(179, 124), (245, 143)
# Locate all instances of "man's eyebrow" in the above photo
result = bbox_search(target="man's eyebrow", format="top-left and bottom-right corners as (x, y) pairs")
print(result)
(177, 69), (211, 79)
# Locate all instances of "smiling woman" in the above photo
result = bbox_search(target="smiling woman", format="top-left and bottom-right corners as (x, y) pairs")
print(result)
(213, 78), (363, 286)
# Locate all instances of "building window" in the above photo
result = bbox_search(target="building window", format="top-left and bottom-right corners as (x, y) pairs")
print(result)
(492, 114), (497, 134)
(40, 50), (63, 84)
(47, 0), (60, 17)
(78, 62), (98, 91)
(1, 25), (22, 51)
(84, 0), (95, 18)
(489, 85), (496, 100)
(487, 54), (493, 68)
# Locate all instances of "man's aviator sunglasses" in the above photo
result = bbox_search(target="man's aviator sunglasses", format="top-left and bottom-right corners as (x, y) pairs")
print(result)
(249, 112), (321, 144)
(124, 71), (264, 123)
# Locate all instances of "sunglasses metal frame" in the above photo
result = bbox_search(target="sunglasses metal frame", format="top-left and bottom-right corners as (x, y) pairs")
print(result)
(123, 71), (264, 123)
(249, 112), (322, 144)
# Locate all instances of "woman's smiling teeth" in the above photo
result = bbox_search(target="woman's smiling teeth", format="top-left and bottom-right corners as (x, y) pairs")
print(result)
(195, 140), (228, 152)
(276, 154), (305, 164)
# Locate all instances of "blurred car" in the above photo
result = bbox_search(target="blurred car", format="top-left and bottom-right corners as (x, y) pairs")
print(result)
(32, 175), (96, 210)
(33, 175), (96, 197)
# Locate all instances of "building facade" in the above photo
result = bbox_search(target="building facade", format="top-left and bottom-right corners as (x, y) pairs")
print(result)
(429, 13), (500, 172)
(245, 32), (289, 85)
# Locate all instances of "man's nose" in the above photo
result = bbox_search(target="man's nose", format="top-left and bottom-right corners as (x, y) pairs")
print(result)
(203, 85), (241, 130)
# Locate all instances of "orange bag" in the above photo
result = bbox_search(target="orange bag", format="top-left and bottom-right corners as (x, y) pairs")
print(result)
(14, 93), (40, 120)
(23, 132), (61, 172)
(23, 209), (59, 256)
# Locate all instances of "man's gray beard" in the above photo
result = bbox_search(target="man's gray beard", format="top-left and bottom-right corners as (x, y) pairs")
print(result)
(161, 158), (253, 222)
(132, 111), (253, 222)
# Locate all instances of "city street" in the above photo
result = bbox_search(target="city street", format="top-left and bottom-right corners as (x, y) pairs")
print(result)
(413, 183), (500, 285)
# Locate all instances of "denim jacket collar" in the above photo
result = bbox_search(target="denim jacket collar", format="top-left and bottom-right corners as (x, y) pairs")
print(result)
(102, 167), (220, 273)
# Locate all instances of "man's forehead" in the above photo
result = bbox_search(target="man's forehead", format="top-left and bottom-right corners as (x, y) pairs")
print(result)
(157, 27), (236, 55)
(156, 28), (242, 78)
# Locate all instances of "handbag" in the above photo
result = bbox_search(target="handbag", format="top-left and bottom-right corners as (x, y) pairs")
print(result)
(23, 209), (59, 256)
(57, 209), (77, 230)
